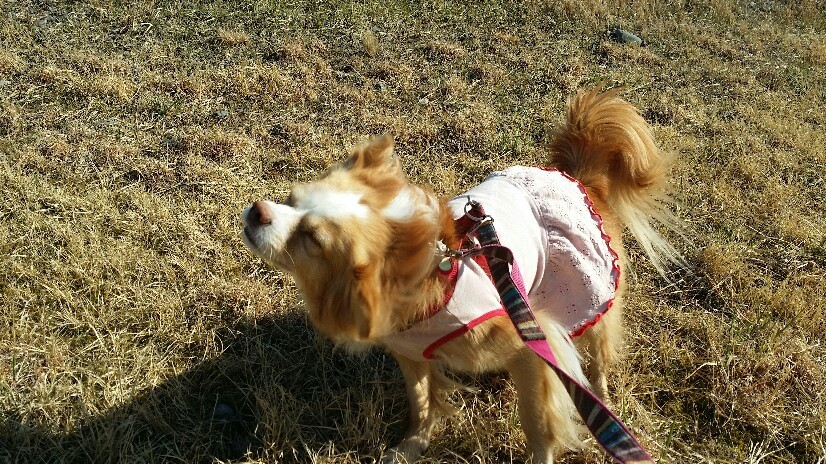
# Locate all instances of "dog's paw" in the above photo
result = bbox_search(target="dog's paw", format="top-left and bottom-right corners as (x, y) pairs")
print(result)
(380, 447), (416, 464)
(380, 438), (427, 464)
(379, 449), (406, 464)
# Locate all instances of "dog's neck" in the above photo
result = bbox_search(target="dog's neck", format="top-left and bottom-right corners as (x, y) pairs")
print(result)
(388, 199), (461, 331)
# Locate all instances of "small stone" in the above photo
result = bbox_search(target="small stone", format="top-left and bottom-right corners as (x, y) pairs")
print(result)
(212, 403), (236, 421)
(608, 28), (644, 46)
(213, 109), (229, 119)
(418, 97), (430, 105)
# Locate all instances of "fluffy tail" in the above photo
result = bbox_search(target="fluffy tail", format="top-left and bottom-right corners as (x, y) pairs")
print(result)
(549, 86), (685, 276)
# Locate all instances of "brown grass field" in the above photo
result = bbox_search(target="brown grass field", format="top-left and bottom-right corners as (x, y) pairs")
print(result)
(1, 1), (825, 462)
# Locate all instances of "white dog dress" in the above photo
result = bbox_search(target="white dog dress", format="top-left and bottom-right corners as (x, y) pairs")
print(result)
(383, 166), (619, 361)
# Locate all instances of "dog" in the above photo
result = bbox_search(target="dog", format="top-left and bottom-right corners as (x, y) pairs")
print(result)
(240, 87), (683, 463)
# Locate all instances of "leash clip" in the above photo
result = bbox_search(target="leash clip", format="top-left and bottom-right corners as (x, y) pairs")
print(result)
(460, 196), (495, 247)
(463, 196), (487, 222)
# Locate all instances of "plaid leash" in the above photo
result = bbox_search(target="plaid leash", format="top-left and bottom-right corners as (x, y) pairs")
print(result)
(456, 200), (655, 464)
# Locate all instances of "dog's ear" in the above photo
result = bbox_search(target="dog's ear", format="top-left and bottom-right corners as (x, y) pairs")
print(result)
(345, 134), (395, 170)
(352, 262), (391, 339)
(307, 250), (392, 342)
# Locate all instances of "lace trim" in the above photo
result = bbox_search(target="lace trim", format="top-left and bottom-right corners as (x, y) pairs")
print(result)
(538, 166), (621, 338)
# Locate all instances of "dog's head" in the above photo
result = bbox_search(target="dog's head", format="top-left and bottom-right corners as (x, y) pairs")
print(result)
(242, 136), (450, 343)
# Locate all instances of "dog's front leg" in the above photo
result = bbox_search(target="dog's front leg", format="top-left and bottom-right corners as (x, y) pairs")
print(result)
(381, 355), (442, 464)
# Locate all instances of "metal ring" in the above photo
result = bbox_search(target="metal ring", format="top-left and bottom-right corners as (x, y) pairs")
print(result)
(463, 197), (486, 222)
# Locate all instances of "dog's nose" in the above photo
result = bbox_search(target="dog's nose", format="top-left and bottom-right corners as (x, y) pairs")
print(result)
(248, 200), (274, 225)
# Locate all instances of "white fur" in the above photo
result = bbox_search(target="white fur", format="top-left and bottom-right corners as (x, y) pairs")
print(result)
(382, 187), (417, 221)
(382, 187), (439, 222)
(241, 201), (301, 260)
(298, 188), (369, 220)
(536, 313), (589, 387)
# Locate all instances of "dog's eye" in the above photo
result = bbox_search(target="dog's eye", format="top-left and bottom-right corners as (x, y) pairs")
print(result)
(284, 192), (297, 207)
(300, 228), (323, 255)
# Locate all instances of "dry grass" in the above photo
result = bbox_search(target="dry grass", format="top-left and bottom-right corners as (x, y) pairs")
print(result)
(1, 1), (825, 463)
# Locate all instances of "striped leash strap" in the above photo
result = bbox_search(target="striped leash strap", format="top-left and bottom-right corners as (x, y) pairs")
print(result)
(458, 200), (655, 464)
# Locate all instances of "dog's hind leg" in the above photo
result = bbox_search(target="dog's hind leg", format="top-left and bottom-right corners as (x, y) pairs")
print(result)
(508, 350), (584, 462)
(382, 355), (453, 463)
(574, 290), (624, 403)
(509, 352), (559, 463)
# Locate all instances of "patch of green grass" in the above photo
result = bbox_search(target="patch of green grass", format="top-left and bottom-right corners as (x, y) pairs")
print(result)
(2, 0), (825, 462)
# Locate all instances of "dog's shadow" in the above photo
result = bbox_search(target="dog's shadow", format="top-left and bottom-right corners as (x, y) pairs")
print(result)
(2, 310), (411, 463)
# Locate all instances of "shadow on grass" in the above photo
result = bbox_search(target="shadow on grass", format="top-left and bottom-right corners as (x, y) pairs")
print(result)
(1, 311), (408, 463)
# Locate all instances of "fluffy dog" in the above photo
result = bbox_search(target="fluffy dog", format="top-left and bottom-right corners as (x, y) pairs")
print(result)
(241, 87), (682, 463)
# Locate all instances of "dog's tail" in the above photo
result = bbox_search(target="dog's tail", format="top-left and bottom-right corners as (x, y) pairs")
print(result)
(549, 86), (685, 276)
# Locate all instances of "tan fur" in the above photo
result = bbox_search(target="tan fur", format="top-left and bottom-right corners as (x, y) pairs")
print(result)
(241, 87), (681, 463)
(550, 86), (685, 275)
